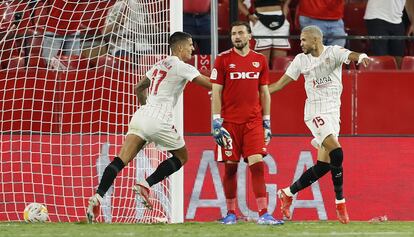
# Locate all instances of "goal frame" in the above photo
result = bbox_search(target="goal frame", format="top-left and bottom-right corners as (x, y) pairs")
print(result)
(169, 0), (184, 224)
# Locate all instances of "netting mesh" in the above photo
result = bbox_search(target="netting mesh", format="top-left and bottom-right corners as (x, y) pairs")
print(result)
(0, 0), (174, 223)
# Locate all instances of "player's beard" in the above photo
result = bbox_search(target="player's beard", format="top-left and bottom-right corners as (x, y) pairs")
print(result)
(233, 40), (248, 50)
(302, 45), (314, 55)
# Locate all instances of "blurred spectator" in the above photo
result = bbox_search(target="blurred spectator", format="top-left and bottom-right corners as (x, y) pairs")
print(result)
(103, 0), (152, 57)
(238, 0), (291, 66)
(297, 0), (347, 47)
(364, 0), (414, 67)
(41, 0), (84, 65)
(183, 0), (211, 54)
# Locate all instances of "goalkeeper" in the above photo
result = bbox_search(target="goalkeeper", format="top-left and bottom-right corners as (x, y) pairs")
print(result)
(210, 21), (282, 225)
(86, 32), (211, 223)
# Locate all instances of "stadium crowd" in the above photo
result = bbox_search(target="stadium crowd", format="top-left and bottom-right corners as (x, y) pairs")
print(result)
(1, 0), (414, 71)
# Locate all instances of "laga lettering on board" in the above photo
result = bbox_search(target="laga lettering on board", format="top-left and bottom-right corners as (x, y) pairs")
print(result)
(186, 150), (226, 219)
(290, 151), (327, 220)
(186, 151), (276, 219)
(236, 156), (277, 219)
(185, 150), (327, 220)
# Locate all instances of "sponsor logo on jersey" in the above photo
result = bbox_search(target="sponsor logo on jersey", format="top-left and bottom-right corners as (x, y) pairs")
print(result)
(252, 62), (260, 68)
(229, 72), (260, 80)
(229, 64), (236, 68)
(210, 68), (218, 80)
(313, 76), (332, 88)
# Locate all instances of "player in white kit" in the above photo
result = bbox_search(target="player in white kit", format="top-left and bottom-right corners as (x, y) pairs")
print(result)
(269, 25), (371, 224)
(86, 32), (211, 222)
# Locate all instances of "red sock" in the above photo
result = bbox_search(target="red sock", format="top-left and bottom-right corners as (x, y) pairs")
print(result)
(249, 161), (268, 215)
(226, 199), (236, 215)
(257, 198), (268, 216)
(223, 163), (238, 213)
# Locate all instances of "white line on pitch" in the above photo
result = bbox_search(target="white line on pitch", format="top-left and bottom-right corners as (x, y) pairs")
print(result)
(287, 232), (413, 236)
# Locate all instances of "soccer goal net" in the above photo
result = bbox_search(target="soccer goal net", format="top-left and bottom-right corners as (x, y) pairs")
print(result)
(0, 0), (183, 223)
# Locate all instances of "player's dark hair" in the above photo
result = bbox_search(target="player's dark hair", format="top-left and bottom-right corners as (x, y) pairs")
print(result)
(230, 21), (251, 34)
(168, 31), (192, 48)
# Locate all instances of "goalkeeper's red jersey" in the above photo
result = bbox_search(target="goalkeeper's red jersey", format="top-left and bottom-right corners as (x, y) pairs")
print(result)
(210, 48), (269, 124)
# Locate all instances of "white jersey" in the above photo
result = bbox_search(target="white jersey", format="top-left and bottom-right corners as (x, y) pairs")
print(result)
(364, 0), (405, 24)
(127, 56), (200, 150)
(139, 55), (200, 122)
(286, 45), (351, 120)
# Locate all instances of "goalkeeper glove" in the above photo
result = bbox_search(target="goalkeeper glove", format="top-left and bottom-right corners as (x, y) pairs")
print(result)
(263, 118), (272, 145)
(212, 118), (232, 149)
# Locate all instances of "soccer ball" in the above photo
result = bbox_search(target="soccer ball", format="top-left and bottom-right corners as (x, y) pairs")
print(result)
(23, 203), (48, 223)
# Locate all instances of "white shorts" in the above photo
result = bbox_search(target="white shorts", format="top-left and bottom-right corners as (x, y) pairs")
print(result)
(251, 11), (291, 50)
(305, 114), (340, 149)
(126, 109), (185, 151)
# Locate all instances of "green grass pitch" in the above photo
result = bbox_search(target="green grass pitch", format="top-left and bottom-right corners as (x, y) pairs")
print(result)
(1, 221), (414, 237)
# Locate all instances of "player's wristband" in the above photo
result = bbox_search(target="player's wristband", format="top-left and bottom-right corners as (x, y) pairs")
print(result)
(358, 53), (368, 64)
(263, 115), (270, 121)
(212, 114), (221, 120)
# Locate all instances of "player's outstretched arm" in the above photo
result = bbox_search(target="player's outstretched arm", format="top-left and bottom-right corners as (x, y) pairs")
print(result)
(269, 74), (294, 94)
(135, 77), (150, 105)
(348, 52), (371, 68)
(192, 74), (212, 90)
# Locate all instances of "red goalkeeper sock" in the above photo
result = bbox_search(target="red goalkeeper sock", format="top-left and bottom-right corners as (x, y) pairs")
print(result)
(249, 161), (268, 215)
(226, 199), (236, 215)
(223, 163), (238, 214)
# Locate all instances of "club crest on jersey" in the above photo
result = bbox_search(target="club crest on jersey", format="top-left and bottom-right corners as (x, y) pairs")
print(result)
(252, 62), (260, 68)
(225, 150), (232, 157)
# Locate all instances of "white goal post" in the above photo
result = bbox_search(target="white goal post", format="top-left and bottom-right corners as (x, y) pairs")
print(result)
(0, 0), (183, 223)
(169, 0), (184, 224)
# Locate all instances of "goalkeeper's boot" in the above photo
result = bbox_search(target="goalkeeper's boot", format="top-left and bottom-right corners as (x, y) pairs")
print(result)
(335, 200), (350, 224)
(220, 213), (237, 225)
(257, 213), (284, 225)
(86, 193), (102, 223)
(133, 182), (153, 210)
(277, 189), (293, 220)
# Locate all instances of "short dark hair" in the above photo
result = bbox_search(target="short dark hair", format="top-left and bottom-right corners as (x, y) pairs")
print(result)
(230, 21), (251, 34)
(168, 31), (192, 48)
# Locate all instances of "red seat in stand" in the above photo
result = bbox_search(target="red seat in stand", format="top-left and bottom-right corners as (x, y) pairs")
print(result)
(358, 56), (398, 70)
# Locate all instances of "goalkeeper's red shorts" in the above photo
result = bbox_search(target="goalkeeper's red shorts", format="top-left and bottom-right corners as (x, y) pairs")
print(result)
(215, 119), (267, 162)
